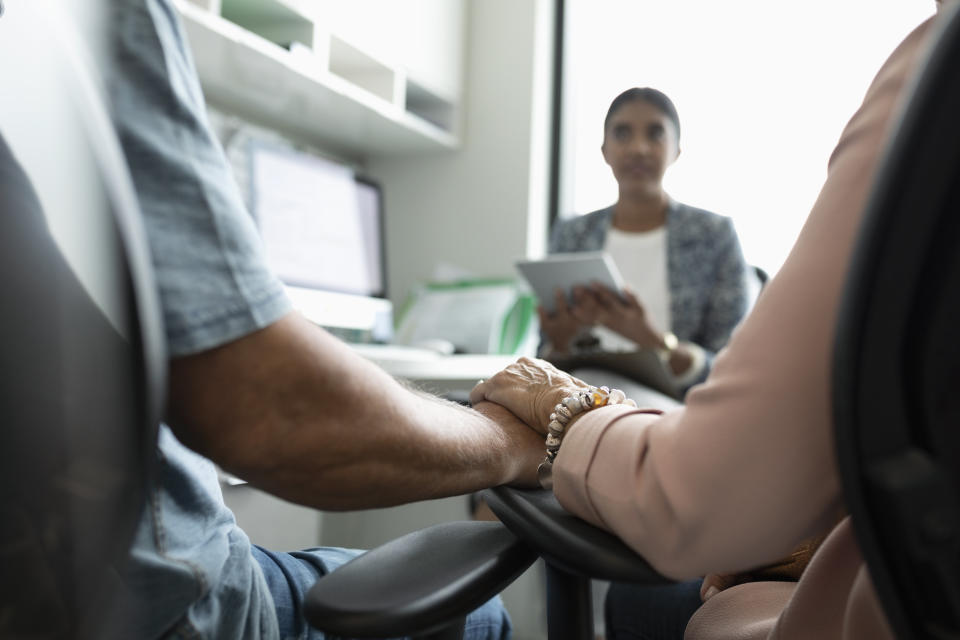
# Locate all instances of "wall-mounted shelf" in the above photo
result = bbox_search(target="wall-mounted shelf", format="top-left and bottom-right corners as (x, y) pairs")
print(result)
(220, 0), (314, 50)
(405, 77), (457, 132)
(174, 0), (459, 158)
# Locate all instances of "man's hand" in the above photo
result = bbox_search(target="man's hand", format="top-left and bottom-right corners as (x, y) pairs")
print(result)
(471, 400), (543, 487)
(167, 313), (547, 510)
(469, 357), (591, 434)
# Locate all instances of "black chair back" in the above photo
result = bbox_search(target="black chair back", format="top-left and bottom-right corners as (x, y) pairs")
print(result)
(0, 4), (165, 638)
(832, 4), (960, 638)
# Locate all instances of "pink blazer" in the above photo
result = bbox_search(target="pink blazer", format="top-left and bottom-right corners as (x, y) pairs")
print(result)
(552, 15), (938, 640)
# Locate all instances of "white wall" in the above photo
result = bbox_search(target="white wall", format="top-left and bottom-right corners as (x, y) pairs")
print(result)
(368, 0), (555, 307)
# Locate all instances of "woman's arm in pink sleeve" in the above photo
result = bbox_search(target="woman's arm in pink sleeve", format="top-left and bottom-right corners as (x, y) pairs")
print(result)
(553, 18), (936, 581)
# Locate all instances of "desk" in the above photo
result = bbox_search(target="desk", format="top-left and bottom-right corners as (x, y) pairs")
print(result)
(349, 344), (518, 397)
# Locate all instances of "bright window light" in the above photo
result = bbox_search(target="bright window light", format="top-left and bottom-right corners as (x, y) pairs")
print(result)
(561, 0), (935, 275)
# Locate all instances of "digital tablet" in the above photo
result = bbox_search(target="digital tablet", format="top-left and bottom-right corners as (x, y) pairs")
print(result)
(516, 251), (626, 312)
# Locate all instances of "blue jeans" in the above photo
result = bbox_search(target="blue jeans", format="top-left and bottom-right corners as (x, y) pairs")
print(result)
(252, 545), (512, 640)
(605, 579), (704, 640)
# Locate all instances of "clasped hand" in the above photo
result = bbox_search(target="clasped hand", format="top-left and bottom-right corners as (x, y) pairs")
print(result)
(470, 357), (591, 436)
(538, 283), (666, 353)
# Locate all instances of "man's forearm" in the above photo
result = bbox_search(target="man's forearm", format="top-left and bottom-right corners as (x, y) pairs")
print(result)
(166, 312), (543, 510)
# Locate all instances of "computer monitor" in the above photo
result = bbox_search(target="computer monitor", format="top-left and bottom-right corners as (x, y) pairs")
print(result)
(249, 141), (392, 341)
(250, 141), (386, 297)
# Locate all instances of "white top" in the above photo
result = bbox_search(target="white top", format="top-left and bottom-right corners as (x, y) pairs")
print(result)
(593, 225), (671, 352)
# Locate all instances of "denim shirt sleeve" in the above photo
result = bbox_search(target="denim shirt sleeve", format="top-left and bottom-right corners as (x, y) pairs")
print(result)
(108, 0), (291, 357)
(100, 2), (290, 638)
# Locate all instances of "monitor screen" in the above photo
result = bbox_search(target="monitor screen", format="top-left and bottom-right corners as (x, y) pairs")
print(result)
(249, 142), (386, 298)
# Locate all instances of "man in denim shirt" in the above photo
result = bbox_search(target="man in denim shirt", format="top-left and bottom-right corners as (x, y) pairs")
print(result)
(106, 1), (544, 637)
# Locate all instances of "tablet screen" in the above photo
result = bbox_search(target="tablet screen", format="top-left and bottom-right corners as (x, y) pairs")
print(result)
(516, 252), (626, 312)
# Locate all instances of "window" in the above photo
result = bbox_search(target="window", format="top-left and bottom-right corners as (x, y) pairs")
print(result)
(558, 0), (935, 274)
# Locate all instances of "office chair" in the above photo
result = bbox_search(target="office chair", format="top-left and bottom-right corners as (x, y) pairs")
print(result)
(303, 521), (537, 639)
(832, 2), (960, 638)
(301, 486), (667, 640)
(484, 487), (670, 639)
(0, 4), (166, 638)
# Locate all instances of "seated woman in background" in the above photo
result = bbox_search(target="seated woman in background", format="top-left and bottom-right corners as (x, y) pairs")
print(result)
(541, 87), (752, 406)
(537, 86), (754, 639)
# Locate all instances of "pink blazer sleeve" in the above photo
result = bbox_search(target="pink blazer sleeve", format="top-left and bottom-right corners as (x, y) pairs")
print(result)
(552, 17), (936, 581)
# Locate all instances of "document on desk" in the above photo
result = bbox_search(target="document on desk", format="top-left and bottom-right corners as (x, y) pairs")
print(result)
(395, 281), (522, 354)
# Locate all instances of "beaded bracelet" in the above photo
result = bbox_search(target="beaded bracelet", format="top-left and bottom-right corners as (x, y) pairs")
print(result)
(536, 385), (636, 490)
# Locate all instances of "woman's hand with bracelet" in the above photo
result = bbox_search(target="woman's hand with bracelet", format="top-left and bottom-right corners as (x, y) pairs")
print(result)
(471, 357), (638, 489)
(470, 357), (591, 435)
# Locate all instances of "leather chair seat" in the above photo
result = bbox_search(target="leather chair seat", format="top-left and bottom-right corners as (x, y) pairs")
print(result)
(684, 582), (795, 640)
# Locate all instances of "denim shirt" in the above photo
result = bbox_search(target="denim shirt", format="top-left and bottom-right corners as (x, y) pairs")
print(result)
(105, 0), (291, 636)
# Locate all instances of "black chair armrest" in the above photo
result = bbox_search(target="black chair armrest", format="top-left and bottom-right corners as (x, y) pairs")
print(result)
(304, 520), (536, 638)
(483, 486), (669, 584)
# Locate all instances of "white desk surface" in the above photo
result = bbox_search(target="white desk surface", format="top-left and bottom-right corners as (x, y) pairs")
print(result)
(349, 344), (519, 396)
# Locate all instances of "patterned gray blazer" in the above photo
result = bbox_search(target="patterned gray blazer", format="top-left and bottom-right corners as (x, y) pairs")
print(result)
(549, 201), (751, 380)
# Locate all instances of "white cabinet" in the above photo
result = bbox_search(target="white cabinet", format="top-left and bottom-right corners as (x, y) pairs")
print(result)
(175, 0), (463, 158)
